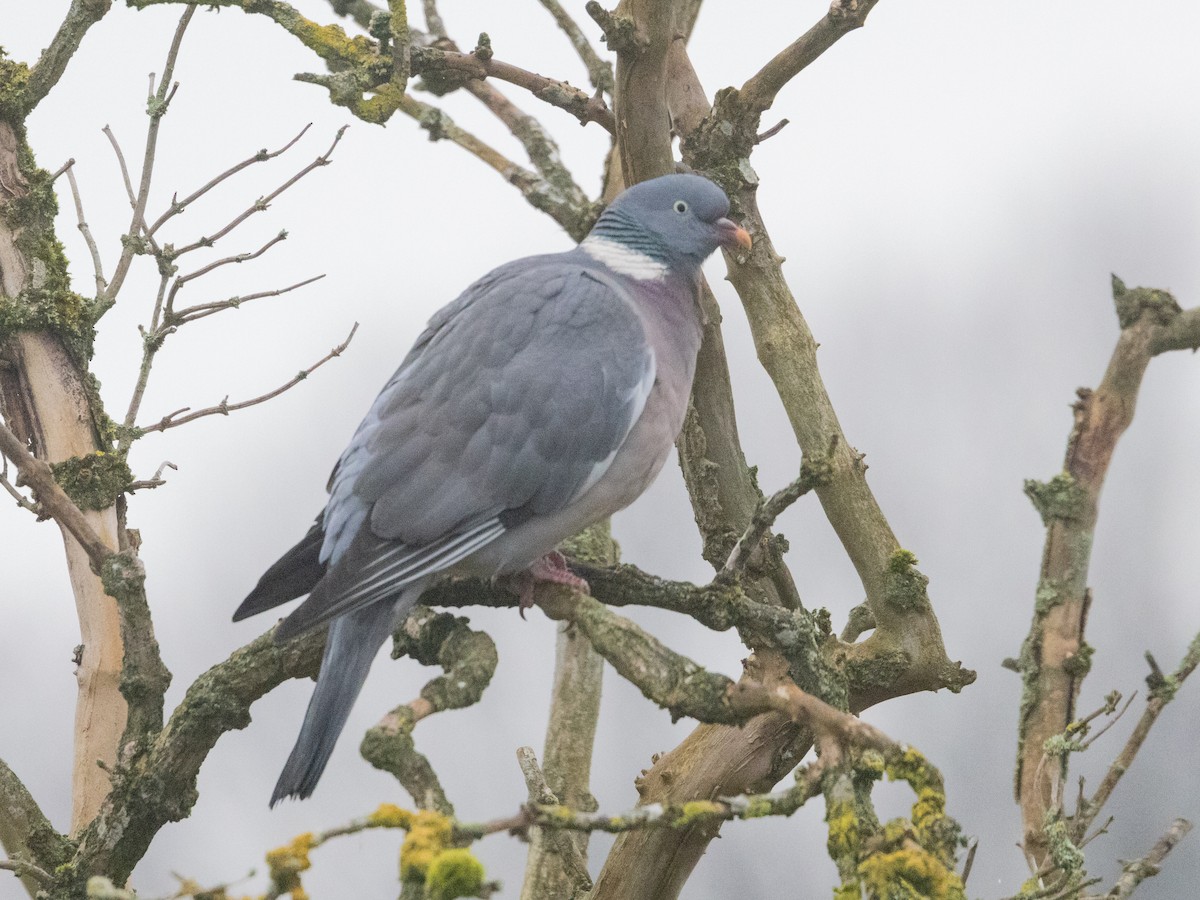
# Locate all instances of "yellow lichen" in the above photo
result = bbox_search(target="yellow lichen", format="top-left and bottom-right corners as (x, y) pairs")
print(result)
(825, 799), (860, 861)
(858, 848), (965, 900)
(425, 848), (486, 900)
(677, 800), (723, 824)
(265, 832), (316, 896)
(368, 802), (414, 829)
(399, 810), (453, 881)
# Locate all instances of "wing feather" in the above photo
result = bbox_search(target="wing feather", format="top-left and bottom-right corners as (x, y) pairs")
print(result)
(278, 254), (654, 639)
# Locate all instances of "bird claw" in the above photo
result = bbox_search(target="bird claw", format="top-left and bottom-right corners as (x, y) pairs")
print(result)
(513, 551), (590, 618)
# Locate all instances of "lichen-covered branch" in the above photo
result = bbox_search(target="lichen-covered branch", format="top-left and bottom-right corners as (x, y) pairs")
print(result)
(520, 525), (612, 900)
(22, 0), (113, 114)
(1092, 818), (1192, 900)
(0, 758), (72, 897)
(69, 627), (323, 885)
(1014, 279), (1200, 870)
(360, 606), (498, 814)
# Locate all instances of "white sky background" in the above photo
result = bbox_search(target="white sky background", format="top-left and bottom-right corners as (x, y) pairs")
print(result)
(1, 1), (1199, 898)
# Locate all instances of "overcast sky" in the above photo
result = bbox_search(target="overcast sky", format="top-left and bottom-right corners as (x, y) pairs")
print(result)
(2, 2), (1199, 898)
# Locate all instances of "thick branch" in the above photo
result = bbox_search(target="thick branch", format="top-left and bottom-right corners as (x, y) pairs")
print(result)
(1015, 280), (1200, 869)
(71, 627), (323, 882)
(0, 759), (71, 897)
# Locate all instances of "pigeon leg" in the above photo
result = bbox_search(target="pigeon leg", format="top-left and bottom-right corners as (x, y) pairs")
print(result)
(511, 551), (591, 617)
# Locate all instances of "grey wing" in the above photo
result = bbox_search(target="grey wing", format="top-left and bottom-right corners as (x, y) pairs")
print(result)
(279, 259), (654, 636)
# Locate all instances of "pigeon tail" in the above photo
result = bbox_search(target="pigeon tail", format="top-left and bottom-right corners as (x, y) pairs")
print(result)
(269, 586), (422, 805)
(234, 518), (326, 622)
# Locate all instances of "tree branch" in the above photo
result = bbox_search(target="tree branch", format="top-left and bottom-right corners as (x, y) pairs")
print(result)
(23, 0), (113, 113)
(0, 420), (113, 569)
(537, 0), (614, 95)
(137, 323), (358, 435)
(1094, 819), (1192, 899)
(101, 7), (195, 310)
(1015, 280), (1200, 869)
(1072, 632), (1200, 843)
(738, 0), (882, 115)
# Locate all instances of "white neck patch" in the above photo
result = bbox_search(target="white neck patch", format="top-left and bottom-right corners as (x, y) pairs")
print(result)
(581, 236), (668, 281)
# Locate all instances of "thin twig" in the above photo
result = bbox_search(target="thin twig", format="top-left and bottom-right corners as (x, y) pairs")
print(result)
(137, 323), (358, 434)
(1095, 819), (1192, 899)
(103, 8), (195, 309)
(173, 274), (326, 324)
(64, 161), (108, 297)
(717, 452), (833, 582)
(0, 454), (41, 515)
(128, 460), (178, 493)
(1073, 633), (1200, 842)
(146, 123), (313, 235)
(961, 838), (978, 886)
(0, 858), (52, 886)
(537, 0), (614, 94)
(167, 126), (346, 259)
(165, 231), (290, 319)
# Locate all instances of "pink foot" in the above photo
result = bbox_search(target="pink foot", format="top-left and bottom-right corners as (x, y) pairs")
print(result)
(513, 551), (591, 618)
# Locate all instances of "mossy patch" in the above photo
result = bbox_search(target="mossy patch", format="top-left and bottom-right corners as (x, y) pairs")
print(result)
(882, 550), (930, 612)
(51, 452), (132, 511)
(1023, 472), (1088, 526)
(425, 847), (486, 900)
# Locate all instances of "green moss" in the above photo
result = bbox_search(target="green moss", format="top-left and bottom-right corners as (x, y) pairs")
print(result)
(51, 451), (132, 511)
(742, 797), (774, 819)
(1112, 274), (1181, 328)
(1023, 472), (1088, 526)
(1062, 641), (1094, 678)
(0, 123), (99, 364)
(1043, 812), (1085, 874)
(881, 550), (930, 612)
(368, 802), (415, 829)
(425, 848), (486, 900)
(0, 48), (31, 119)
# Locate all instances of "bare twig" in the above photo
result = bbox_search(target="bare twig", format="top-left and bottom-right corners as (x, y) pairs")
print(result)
(537, 0), (614, 94)
(173, 275), (326, 324)
(1095, 819), (1193, 899)
(127, 460), (178, 493)
(137, 324), (358, 434)
(102, 7), (195, 310)
(167, 126), (346, 259)
(0, 422), (112, 568)
(717, 452), (833, 582)
(739, 0), (882, 115)
(146, 123), (313, 236)
(1072, 632), (1200, 842)
(1016, 280), (1200, 867)
(63, 161), (108, 297)
(517, 747), (559, 806)
(0, 858), (52, 886)
(961, 838), (978, 885)
(164, 231), (290, 319)
(0, 454), (41, 515)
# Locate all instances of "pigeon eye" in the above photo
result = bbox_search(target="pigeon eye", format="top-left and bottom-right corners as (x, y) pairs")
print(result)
(673, 200), (688, 214)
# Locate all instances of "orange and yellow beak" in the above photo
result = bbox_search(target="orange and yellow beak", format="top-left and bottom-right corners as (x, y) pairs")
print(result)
(716, 218), (753, 252)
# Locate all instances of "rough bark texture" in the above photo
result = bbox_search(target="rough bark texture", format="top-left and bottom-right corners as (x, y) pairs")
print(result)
(0, 119), (124, 835)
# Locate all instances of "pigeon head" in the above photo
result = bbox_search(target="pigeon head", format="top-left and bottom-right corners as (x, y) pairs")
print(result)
(583, 174), (752, 277)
